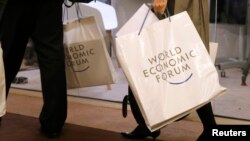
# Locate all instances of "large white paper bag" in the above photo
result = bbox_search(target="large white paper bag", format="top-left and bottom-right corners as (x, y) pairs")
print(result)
(64, 16), (116, 89)
(116, 11), (226, 131)
(0, 45), (6, 117)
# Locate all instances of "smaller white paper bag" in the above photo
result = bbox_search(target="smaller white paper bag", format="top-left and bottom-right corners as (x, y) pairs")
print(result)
(64, 16), (116, 89)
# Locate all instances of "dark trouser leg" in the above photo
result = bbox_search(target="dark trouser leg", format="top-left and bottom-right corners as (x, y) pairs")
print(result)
(196, 102), (216, 141)
(197, 102), (216, 128)
(128, 87), (155, 134)
(128, 86), (147, 127)
(122, 87), (160, 139)
(31, 1), (67, 132)
(1, 0), (67, 132)
(0, 1), (32, 96)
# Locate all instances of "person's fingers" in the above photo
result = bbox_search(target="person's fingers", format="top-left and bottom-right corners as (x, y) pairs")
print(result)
(152, 0), (168, 15)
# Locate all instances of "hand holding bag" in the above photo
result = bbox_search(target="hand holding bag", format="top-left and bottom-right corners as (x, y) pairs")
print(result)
(0, 44), (6, 117)
(116, 10), (226, 131)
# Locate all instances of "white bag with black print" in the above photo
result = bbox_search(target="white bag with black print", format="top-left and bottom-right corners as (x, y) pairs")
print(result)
(116, 11), (226, 131)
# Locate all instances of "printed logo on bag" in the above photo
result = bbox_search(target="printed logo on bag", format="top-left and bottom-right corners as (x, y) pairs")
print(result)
(64, 42), (95, 72)
(142, 46), (197, 84)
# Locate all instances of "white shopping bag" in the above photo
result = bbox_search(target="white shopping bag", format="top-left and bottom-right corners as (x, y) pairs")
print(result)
(0, 44), (6, 117)
(64, 16), (116, 89)
(116, 11), (226, 131)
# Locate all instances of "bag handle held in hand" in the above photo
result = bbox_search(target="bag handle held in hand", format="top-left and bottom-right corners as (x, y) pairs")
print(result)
(138, 3), (171, 35)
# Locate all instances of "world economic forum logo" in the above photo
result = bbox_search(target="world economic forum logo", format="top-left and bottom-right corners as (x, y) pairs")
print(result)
(142, 46), (196, 85)
(64, 43), (94, 72)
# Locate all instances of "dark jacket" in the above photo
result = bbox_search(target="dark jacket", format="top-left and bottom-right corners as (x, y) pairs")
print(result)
(0, 0), (8, 21)
(172, 0), (209, 51)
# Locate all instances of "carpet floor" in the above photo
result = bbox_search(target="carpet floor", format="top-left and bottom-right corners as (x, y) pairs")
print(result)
(0, 113), (137, 141)
(1, 92), (203, 141)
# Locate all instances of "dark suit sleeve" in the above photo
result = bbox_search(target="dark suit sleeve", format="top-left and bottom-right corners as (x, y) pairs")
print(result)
(0, 0), (8, 22)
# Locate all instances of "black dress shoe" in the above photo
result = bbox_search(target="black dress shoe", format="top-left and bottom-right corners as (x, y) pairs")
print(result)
(121, 125), (160, 140)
